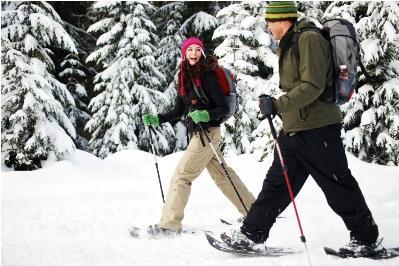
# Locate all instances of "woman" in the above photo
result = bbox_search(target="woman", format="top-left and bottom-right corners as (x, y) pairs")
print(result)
(142, 37), (255, 235)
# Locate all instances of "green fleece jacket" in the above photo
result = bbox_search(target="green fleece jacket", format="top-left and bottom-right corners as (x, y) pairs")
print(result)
(274, 21), (342, 133)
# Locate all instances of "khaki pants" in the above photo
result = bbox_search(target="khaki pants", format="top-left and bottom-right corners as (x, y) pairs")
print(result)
(159, 127), (255, 230)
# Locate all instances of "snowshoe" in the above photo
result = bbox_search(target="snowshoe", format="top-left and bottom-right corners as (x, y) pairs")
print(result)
(220, 229), (266, 252)
(337, 237), (386, 258)
(147, 224), (181, 238)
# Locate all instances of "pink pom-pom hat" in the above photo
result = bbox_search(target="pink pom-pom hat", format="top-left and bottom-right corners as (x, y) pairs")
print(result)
(179, 37), (206, 96)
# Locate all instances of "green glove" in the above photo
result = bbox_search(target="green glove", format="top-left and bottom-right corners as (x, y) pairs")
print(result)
(187, 110), (210, 124)
(142, 114), (159, 126)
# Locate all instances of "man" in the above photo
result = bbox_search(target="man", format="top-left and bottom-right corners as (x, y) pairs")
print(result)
(220, 1), (382, 257)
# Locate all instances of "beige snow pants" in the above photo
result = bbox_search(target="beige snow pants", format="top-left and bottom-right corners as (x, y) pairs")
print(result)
(159, 127), (255, 230)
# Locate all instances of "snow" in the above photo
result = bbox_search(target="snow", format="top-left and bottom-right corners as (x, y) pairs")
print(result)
(2, 149), (399, 266)
(383, 21), (397, 43)
(87, 18), (115, 34)
(23, 34), (38, 53)
(96, 23), (122, 46)
(360, 107), (376, 126)
(180, 11), (217, 35)
(191, 11), (218, 33)
(360, 38), (382, 64)
(30, 13), (77, 54)
(343, 128), (363, 151)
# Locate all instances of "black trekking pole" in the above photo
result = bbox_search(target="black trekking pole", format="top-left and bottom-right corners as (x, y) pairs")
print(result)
(264, 115), (312, 266)
(197, 123), (249, 214)
(147, 126), (165, 203)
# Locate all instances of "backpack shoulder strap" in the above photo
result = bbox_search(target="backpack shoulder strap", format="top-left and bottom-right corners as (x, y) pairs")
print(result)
(193, 83), (210, 105)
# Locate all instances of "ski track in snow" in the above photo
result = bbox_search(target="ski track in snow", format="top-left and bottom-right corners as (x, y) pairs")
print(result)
(2, 150), (399, 266)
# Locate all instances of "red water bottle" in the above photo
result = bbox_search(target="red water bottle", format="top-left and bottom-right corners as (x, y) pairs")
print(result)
(338, 64), (350, 103)
(339, 65), (349, 80)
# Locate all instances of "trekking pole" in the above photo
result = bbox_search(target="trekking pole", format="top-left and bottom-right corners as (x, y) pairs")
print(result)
(265, 115), (312, 266)
(147, 126), (165, 203)
(197, 123), (249, 214)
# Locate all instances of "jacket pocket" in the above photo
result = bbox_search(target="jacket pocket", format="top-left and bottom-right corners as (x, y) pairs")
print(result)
(299, 107), (309, 121)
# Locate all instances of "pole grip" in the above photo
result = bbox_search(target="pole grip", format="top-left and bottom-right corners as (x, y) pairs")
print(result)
(266, 115), (278, 139)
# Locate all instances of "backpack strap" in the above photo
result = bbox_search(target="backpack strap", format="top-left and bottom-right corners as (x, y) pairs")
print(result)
(192, 83), (210, 105)
(190, 85), (209, 147)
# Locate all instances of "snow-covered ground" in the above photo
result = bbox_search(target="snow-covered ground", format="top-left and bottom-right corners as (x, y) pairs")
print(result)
(2, 149), (399, 266)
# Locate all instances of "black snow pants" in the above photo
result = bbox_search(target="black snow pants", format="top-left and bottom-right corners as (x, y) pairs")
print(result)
(242, 123), (378, 245)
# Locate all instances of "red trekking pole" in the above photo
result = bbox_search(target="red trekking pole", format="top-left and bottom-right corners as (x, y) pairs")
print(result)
(265, 115), (312, 265)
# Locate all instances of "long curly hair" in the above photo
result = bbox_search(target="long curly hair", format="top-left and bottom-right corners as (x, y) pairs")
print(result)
(178, 54), (218, 96)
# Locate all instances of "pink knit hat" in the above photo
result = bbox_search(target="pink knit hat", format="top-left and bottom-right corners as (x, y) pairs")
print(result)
(179, 37), (205, 96)
(181, 37), (204, 59)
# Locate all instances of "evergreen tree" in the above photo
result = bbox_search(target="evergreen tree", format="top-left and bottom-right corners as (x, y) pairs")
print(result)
(85, 1), (174, 158)
(297, 1), (327, 25)
(213, 1), (280, 158)
(325, 1), (399, 165)
(156, 2), (185, 86)
(59, 53), (91, 151)
(178, 1), (222, 46)
(1, 1), (77, 170)
(154, 2), (186, 152)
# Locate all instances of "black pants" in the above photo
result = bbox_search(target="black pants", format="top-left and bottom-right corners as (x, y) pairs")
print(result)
(242, 124), (378, 244)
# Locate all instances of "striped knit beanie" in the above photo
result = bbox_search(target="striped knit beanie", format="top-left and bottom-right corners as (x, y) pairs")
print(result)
(265, 1), (298, 21)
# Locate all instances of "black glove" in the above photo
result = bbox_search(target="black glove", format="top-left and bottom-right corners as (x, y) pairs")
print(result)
(259, 94), (277, 116)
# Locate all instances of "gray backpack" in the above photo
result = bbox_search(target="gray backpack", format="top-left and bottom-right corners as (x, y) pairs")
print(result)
(292, 19), (370, 105)
(193, 65), (238, 123)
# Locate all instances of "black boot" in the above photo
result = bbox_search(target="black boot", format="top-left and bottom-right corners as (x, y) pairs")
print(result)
(339, 237), (386, 258)
(220, 229), (266, 251)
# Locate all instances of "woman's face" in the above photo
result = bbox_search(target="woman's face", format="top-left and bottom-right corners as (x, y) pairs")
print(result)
(185, 44), (202, 66)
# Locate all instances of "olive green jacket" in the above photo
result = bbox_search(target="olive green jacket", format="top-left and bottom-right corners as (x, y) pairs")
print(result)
(274, 21), (342, 133)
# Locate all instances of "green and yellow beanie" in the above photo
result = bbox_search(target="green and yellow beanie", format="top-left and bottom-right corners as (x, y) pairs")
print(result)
(265, 1), (298, 20)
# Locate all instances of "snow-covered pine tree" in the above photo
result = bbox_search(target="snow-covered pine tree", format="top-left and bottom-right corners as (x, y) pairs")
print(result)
(59, 54), (91, 151)
(179, 1), (220, 46)
(297, 1), (327, 26)
(1, 1), (77, 170)
(213, 1), (280, 159)
(85, 1), (175, 158)
(154, 2), (186, 152)
(155, 2), (185, 86)
(324, 1), (399, 165)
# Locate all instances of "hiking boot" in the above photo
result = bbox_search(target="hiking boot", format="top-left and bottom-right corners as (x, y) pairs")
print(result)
(339, 237), (387, 257)
(221, 229), (266, 251)
(147, 224), (181, 238)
